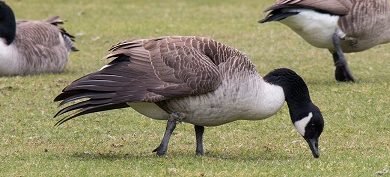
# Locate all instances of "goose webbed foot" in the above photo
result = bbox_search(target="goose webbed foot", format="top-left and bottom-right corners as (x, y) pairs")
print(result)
(335, 63), (355, 82)
(331, 30), (355, 82)
(152, 145), (165, 156)
(195, 125), (205, 156)
(153, 119), (177, 156)
(331, 51), (355, 82)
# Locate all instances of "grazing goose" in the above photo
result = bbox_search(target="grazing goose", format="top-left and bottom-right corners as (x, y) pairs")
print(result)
(54, 36), (324, 158)
(260, 0), (390, 82)
(0, 1), (77, 76)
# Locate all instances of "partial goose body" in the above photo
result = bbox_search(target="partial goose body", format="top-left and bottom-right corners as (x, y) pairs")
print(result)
(272, 9), (341, 49)
(260, 0), (390, 82)
(0, 2), (76, 76)
(54, 36), (324, 158)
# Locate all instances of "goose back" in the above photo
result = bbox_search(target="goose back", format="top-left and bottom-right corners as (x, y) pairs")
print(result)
(105, 36), (256, 97)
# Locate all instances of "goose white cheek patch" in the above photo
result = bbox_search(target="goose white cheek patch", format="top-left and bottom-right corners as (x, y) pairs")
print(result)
(294, 112), (313, 136)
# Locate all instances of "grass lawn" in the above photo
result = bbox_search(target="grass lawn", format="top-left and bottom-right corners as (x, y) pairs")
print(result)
(1, 0), (389, 176)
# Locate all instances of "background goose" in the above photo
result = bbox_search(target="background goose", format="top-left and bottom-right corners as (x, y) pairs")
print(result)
(260, 0), (390, 82)
(0, 1), (77, 76)
(54, 36), (324, 158)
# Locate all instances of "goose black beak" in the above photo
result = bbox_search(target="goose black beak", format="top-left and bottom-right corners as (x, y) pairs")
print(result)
(305, 138), (320, 158)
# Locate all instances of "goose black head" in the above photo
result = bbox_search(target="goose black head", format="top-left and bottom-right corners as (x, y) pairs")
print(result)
(264, 68), (324, 158)
(0, 1), (16, 45)
(291, 103), (324, 158)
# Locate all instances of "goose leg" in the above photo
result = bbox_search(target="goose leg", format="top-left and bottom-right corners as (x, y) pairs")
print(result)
(330, 32), (355, 82)
(153, 119), (177, 156)
(194, 125), (205, 156)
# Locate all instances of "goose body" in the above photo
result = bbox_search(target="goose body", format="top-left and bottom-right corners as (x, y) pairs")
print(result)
(54, 36), (324, 158)
(260, 0), (390, 82)
(0, 2), (76, 76)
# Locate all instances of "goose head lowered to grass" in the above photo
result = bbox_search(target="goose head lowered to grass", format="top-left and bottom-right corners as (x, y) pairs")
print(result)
(260, 0), (390, 82)
(54, 36), (324, 158)
(0, 1), (77, 76)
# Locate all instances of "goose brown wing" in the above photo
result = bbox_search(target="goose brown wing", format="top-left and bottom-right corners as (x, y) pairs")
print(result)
(54, 37), (222, 125)
(14, 22), (68, 73)
(338, 0), (390, 40)
(14, 17), (76, 74)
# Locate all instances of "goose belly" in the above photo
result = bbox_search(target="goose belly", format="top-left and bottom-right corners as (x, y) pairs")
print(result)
(165, 77), (285, 126)
(128, 102), (170, 120)
(127, 97), (260, 126)
(166, 97), (268, 126)
(280, 9), (340, 49)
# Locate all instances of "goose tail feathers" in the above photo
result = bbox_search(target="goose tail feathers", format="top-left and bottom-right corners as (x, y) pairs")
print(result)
(45, 16), (78, 52)
(259, 10), (299, 23)
(53, 64), (136, 126)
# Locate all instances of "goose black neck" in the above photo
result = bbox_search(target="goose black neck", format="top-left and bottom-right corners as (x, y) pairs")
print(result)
(264, 68), (312, 109)
(0, 2), (16, 45)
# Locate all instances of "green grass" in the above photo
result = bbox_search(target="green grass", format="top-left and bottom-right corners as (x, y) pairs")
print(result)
(1, 0), (390, 176)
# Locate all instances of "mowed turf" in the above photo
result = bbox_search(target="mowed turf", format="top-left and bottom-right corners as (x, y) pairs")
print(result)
(1, 0), (389, 176)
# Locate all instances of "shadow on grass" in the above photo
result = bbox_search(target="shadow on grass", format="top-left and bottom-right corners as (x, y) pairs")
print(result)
(203, 150), (292, 161)
(71, 151), (152, 161)
(70, 149), (292, 162)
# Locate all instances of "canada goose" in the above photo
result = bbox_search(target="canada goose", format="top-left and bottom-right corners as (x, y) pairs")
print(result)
(0, 1), (76, 76)
(260, 0), (390, 82)
(54, 36), (324, 158)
